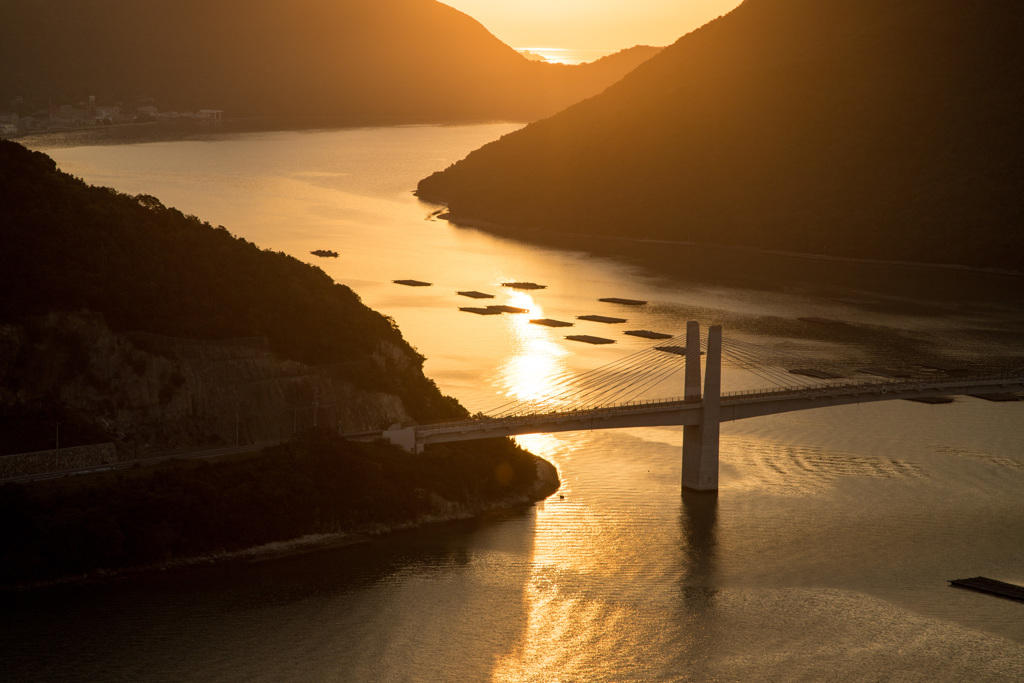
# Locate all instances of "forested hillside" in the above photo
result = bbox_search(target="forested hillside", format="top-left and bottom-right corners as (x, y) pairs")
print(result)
(0, 140), (461, 452)
(418, 0), (1024, 270)
(0, 140), (561, 585)
(0, 0), (659, 122)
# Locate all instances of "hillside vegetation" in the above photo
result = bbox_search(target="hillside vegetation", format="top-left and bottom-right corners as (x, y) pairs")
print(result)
(0, 139), (462, 452)
(0, 0), (659, 123)
(0, 141), (562, 585)
(418, 0), (1024, 270)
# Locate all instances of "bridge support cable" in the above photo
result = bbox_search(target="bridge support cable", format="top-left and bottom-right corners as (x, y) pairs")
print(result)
(487, 336), (686, 412)
(720, 342), (821, 390)
(486, 333), (697, 417)
(722, 337), (849, 378)
(719, 337), (852, 391)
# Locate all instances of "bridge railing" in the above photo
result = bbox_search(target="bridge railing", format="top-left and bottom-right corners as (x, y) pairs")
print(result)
(413, 370), (1024, 437)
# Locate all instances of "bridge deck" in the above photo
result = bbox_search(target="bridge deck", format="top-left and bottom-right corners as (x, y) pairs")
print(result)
(406, 374), (1024, 445)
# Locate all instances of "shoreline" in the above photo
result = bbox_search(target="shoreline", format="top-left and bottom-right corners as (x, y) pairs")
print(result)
(1, 455), (560, 592)
(428, 206), (1024, 279)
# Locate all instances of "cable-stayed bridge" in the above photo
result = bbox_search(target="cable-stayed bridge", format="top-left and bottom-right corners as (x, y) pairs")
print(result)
(363, 322), (1024, 493)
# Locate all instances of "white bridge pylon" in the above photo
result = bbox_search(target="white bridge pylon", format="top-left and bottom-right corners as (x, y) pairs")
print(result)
(375, 322), (1024, 493)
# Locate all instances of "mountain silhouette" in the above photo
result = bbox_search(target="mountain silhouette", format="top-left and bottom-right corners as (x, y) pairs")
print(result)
(0, 0), (659, 122)
(418, 0), (1024, 270)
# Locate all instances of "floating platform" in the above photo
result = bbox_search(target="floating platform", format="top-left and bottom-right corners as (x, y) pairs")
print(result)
(530, 318), (573, 328)
(973, 393), (1022, 402)
(393, 279), (431, 287)
(459, 307), (501, 315)
(599, 297), (647, 306)
(457, 290), (495, 299)
(915, 361), (969, 373)
(858, 367), (914, 379)
(566, 335), (615, 345)
(577, 315), (627, 324)
(655, 345), (688, 356)
(625, 330), (673, 340)
(487, 305), (529, 314)
(798, 316), (846, 325)
(502, 281), (546, 290)
(905, 396), (954, 404)
(789, 368), (845, 380)
(950, 577), (1024, 602)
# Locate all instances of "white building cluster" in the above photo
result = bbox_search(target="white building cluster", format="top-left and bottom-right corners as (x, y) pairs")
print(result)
(0, 96), (223, 138)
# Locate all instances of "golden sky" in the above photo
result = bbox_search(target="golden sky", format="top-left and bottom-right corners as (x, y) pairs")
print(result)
(441, 0), (743, 50)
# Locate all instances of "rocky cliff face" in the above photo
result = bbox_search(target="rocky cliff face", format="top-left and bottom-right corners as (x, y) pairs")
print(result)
(0, 311), (416, 455)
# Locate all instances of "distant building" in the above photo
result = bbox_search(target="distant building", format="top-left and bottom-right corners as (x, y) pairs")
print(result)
(94, 105), (120, 120)
(0, 123), (17, 137)
(197, 109), (224, 120)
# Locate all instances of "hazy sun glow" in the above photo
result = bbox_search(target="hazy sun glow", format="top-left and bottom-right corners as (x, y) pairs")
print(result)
(442, 0), (743, 51)
(516, 47), (617, 65)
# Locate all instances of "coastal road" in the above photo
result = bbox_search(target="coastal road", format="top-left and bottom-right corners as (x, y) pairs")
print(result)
(1, 442), (278, 485)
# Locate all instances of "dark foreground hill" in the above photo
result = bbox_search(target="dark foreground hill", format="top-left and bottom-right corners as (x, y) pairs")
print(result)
(0, 0), (659, 123)
(0, 140), (560, 585)
(0, 139), (460, 452)
(418, 0), (1024, 271)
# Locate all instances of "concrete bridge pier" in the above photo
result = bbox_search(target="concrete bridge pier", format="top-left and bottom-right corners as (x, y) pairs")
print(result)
(682, 323), (722, 492)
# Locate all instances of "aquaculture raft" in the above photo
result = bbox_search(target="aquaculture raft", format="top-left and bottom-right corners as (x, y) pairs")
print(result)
(905, 396), (954, 404)
(599, 297), (646, 306)
(566, 335), (615, 345)
(502, 281), (546, 290)
(625, 330), (673, 340)
(798, 316), (845, 325)
(393, 279), (432, 287)
(858, 368), (913, 379)
(460, 307), (502, 315)
(530, 318), (573, 328)
(577, 315), (627, 324)
(789, 368), (845, 380)
(950, 577), (1024, 602)
(487, 305), (529, 314)
(457, 290), (495, 299)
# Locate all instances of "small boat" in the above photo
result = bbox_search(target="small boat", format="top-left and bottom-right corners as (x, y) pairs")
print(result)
(310, 249), (339, 258)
